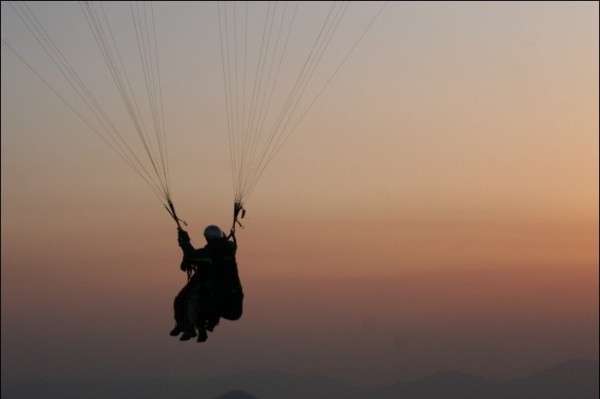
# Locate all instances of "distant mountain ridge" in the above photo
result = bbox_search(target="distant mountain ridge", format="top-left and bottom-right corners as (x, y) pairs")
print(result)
(3, 359), (598, 399)
(213, 390), (260, 399)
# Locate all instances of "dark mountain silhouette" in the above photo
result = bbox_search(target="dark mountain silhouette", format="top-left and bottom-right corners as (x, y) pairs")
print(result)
(366, 370), (498, 399)
(493, 359), (599, 399)
(213, 390), (260, 399)
(354, 359), (599, 399)
(2, 359), (597, 399)
(203, 369), (366, 399)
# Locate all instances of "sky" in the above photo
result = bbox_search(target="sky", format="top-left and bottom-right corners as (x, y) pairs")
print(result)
(1, 0), (598, 390)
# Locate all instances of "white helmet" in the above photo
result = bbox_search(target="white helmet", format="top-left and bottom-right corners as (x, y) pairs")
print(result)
(204, 225), (224, 241)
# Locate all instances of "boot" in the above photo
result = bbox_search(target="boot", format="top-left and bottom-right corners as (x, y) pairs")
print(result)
(179, 327), (197, 341)
(169, 324), (185, 336)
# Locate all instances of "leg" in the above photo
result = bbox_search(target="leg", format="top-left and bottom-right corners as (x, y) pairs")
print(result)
(180, 288), (200, 341)
(170, 283), (192, 336)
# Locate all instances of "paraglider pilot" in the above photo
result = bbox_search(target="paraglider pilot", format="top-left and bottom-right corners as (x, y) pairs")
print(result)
(170, 225), (243, 342)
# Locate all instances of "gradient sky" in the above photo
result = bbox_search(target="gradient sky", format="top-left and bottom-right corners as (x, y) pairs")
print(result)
(2, 1), (598, 389)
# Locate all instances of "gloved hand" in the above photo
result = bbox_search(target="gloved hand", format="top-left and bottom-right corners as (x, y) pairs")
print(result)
(177, 228), (190, 246)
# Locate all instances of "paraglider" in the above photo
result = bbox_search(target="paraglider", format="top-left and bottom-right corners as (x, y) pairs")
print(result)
(1, 1), (386, 341)
(171, 225), (243, 342)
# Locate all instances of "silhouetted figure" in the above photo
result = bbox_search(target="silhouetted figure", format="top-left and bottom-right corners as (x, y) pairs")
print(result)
(170, 225), (243, 342)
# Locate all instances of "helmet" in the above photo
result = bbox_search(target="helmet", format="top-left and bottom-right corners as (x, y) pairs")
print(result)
(204, 225), (224, 241)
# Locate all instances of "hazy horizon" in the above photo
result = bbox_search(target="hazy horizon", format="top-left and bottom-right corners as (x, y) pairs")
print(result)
(2, 1), (598, 391)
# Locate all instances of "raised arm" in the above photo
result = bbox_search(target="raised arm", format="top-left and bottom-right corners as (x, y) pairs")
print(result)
(177, 228), (194, 255)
